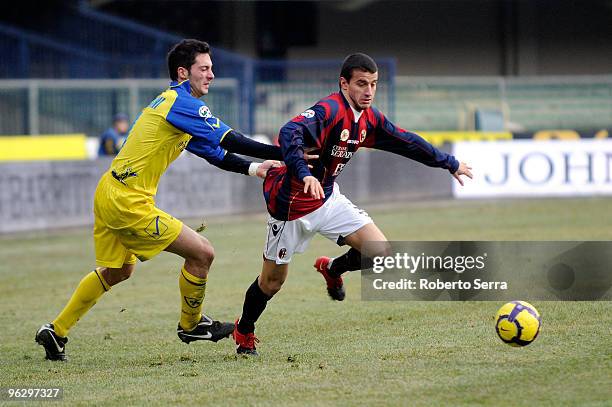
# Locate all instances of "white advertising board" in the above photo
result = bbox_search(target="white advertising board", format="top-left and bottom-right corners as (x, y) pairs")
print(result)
(453, 140), (612, 197)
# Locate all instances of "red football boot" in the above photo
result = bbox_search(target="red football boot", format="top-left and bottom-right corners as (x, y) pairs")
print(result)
(314, 256), (346, 301)
(232, 319), (259, 356)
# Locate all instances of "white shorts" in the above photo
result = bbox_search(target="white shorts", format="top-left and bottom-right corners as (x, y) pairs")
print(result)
(263, 184), (373, 264)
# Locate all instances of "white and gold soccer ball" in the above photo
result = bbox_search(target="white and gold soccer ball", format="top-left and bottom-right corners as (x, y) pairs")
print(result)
(495, 301), (541, 347)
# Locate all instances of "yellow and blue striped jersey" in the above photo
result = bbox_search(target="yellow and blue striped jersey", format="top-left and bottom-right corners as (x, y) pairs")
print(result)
(107, 80), (232, 196)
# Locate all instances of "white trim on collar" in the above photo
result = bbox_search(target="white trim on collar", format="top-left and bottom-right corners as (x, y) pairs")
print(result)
(350, 105), (363, 123)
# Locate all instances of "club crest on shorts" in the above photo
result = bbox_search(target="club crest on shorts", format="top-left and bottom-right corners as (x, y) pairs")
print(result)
(360, 129), (367, 142)
(145, 216), (168, 239)
(340, 129), (350, 141)
(278, 248), (287, 259)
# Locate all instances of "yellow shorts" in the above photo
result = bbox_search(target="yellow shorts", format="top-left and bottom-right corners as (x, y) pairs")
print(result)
(93, 173), (183, 268)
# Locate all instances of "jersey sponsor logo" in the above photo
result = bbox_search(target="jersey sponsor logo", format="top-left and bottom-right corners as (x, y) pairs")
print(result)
(332, 163), (346, 176)
(340, 129), (350, 141)
(331, 145), (354, 159)
(360, 129), (367, 142)
(347, 139), (360, 145)
(300, 109), (315, 118)
(145, 216), (169, 239)
(198, 105), (212, 118)
(184, 296), (203, 308)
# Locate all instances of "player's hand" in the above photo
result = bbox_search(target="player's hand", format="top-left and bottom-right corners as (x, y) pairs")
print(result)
(303, 176), (324, 199)
(452, 162), (473, 186)
(256, 160), (282, 179)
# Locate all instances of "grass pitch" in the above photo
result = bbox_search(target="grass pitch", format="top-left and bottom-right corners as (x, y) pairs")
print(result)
(1, 198), (611, 406)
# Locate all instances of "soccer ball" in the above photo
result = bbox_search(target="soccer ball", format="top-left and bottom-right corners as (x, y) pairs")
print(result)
(495, 301), (541, 347)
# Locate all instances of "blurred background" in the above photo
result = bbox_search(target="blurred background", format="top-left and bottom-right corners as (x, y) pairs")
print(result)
(1, 0), (611, 232)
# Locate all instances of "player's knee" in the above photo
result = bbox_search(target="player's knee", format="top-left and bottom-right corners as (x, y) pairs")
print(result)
(120, 263), (135, 280)
(379, 242), (393, 257)
(100, 264), (134, 286)
(261, 280), (283, 296)
(259, 276), (284, 296)
(194, 239), (215, 269)
(366, 241), (392, 258)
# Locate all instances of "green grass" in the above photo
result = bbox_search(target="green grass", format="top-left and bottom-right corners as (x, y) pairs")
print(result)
(1, 198), (611, 406)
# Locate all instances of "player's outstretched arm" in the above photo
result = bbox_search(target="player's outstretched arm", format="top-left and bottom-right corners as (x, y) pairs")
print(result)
(186, 137), (281, 178)
(368, 110), (469, 178)
(220, 130), (283, 161)
(218, 130), (320, 164)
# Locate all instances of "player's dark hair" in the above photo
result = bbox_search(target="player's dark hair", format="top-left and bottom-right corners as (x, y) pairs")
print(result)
(167, 39), (211, 81)
(340, 53), (378, 82)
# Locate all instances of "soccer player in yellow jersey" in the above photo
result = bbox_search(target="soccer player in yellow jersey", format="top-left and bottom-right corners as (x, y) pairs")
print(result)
(35, 39), (287, 361)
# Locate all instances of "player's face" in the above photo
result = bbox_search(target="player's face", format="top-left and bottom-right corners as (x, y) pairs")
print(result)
(341, 69), (378, 111)
(187, 53), (215, 98)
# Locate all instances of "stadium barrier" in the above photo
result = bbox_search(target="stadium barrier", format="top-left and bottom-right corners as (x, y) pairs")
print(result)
(1, 129), (609, 162)
(0, 149), (452, 234)
(3, 138), (611, 233)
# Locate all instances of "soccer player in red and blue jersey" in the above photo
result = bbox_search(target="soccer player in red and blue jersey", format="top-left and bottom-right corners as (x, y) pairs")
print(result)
(232, 53), (473, 355)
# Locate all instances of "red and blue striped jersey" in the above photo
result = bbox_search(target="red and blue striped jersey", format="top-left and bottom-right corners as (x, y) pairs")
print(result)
(263, 92), (459, 221)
